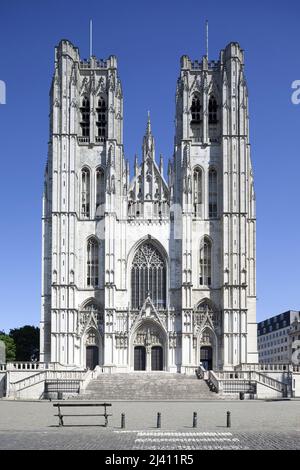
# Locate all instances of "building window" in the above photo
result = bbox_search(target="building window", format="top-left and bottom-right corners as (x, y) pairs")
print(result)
(200, 237), (212, 286)
(87, 238), (99, 287)
(209, 168), (218, 218)
(208, 96), (218, 124)
(96, 167), (105, 216)
(96, 97), (107, 139)
(80, 96), (90, 137)
(193, 168), (202, 217)
(131, 243), (166, 310)
(81, 167), (90, 218)
(191, 95), (201, 123)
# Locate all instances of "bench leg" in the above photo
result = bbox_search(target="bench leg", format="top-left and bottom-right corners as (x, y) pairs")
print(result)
(59, 414), (64, 427)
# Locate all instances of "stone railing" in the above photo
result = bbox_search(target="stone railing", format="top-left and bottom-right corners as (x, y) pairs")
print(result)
(95, 136), (106, 143)
(6, 362), (76, 371)
(79, 61), (91, 69)
(207, 370), (220, 393)
(235, 363), (292, 372)
(255, 371), (288, 394)
(0, 364), (7, 371)
(210, 369), (289, 396)
(79, 368), (95, 392)
(6, 362), (44, 371)
(77, 136), (90, 144)
(79, 60), (107, 69)
(9, 370), (87, 394)
(196, 364), (209, 380)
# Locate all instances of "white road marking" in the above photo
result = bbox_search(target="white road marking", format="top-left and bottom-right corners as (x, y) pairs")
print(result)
(113, 430), (243, 448)
(114, 431), (233, 436)
(135, 438), (239, 442)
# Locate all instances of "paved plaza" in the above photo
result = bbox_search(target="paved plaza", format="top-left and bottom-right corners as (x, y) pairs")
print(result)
(0, 399), (299, 450)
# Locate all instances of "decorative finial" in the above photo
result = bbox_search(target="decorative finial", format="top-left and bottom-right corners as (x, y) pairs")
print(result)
(160, 154), (163, 176)
(147, 110), (151, 133)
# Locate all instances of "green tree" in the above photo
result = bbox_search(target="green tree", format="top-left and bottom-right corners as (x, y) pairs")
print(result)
(9, 326), (40, 361)
(0, 331), (16, 361)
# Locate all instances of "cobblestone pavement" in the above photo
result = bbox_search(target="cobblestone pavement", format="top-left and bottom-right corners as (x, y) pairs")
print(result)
(0, 429), (299, 450)
(0, 400), (299, 450)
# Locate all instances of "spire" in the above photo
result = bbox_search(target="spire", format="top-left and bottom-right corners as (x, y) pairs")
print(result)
(134, 154), (139, 176)
(159, 154), (163, 177)
(143, 111), (155, 160)
(146, 110), (151, 135)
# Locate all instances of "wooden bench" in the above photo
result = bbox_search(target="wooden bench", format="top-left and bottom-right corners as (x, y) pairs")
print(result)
(53, 403), (112, 427)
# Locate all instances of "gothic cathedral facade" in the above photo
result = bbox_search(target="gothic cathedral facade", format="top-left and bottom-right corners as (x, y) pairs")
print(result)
(40, 39), (258, 373)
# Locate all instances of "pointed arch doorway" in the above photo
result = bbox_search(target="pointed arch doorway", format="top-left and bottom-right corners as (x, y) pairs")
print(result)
(131, 321), (166, 371)
(84, 328), (102, 370)
(195, 300), (219, 371)
(151, 346), (163, 371)
(86, 345), (99, 370)
(134, 346), (146, 371)
(200, 345), (213, 371)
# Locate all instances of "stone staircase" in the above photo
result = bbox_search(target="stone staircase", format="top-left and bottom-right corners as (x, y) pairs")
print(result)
(79, 372), (224, 401)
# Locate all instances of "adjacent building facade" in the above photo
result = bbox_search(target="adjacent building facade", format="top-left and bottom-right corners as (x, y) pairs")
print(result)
(257, 310), (300, 364)
(40, 39), (258, 373)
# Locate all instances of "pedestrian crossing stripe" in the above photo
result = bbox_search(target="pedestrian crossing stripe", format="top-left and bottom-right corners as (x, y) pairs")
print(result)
(114, 431), (233, 436)
(135, 438), (239, 442)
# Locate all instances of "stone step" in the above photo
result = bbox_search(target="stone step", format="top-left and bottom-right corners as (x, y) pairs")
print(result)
(78, 372), (224, 401)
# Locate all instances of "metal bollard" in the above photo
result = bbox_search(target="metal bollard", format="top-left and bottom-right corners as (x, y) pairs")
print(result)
(193, 412), (197, 428)
(121, 413), (125, 429)
(226, 411), (231, 428)
(157, 412), (161, 428)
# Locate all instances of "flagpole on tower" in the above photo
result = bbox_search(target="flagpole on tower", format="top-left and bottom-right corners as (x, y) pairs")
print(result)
(206, 20), (209, 60)
(90, 19), (93, 57)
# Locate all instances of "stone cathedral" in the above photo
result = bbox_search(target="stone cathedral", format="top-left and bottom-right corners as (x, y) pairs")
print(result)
(40, 39), (258, 374)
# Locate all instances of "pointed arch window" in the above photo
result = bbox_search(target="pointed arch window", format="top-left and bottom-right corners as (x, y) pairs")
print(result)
(87, 238), (99, 287)
(80, 96), (90, 137)
(81, 167), (90, 218)
(200, 237), (212, 286)
(96, 97), (107, 140)
(131, 243), (166, 310)
(96, 167), (105, 216)
(193, 167), (203, 217)
(191, 95), (201, 123)
(209, 168), (218, 218)
(208, 96), (218, 124)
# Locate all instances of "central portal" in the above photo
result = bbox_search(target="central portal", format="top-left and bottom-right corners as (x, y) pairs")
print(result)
(132, 320), (166, 371)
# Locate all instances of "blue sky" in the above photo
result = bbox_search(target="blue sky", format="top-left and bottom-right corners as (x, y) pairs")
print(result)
(0, 0), (299, 331)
